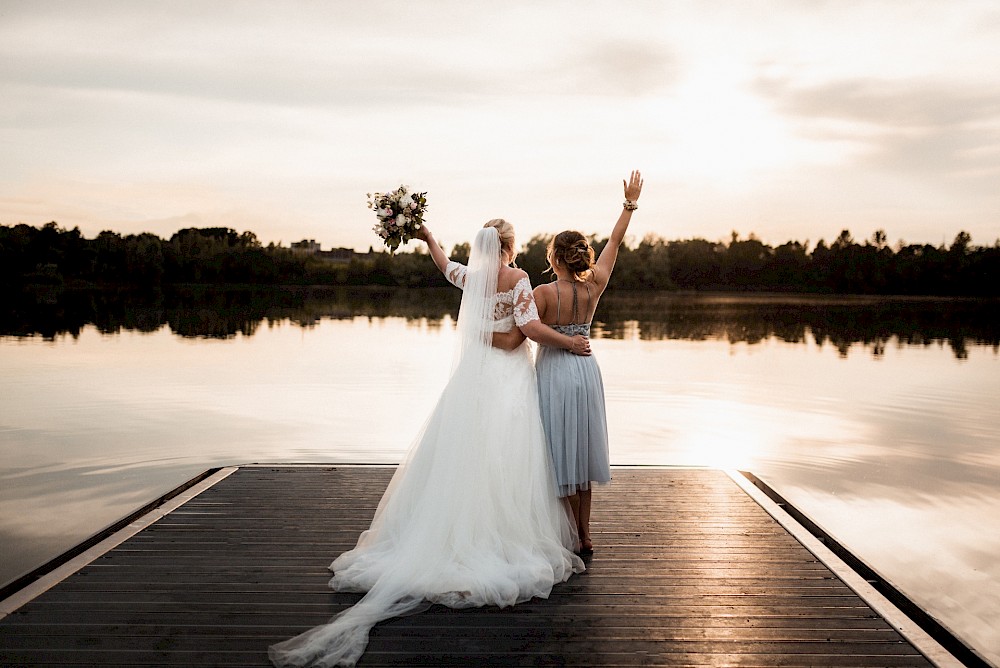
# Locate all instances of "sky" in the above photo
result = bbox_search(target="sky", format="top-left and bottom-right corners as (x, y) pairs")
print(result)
(2, 0), (999, 253)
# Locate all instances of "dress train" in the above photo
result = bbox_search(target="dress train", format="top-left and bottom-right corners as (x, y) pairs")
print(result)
(269, 343), (583, 667)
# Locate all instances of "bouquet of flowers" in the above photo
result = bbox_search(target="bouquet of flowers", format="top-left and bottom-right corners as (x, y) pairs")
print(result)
(367, 185), (428, 252)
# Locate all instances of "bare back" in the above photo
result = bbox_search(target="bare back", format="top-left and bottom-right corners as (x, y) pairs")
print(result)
(535, 268), (604, 326)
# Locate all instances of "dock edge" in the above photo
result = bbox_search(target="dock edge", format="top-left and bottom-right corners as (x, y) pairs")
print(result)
(0, 466), (239, 619)
(728, 469), (986, 668)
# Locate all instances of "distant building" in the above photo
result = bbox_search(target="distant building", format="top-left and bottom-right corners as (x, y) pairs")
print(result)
(291, 239), (321, 253)
(319, 247), (355, 263)
(290, 240), (356, 262)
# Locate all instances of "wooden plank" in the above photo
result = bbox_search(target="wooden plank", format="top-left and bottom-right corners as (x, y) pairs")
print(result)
(0, 650), (935, 667)
(1, 615), (899, 633)
(0, 467), (943, 667)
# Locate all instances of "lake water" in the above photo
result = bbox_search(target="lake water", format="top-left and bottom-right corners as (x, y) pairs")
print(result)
(2, 288), (999, 664)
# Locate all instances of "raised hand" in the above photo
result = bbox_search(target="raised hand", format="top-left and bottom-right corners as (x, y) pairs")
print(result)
(623, 170), (643, 202)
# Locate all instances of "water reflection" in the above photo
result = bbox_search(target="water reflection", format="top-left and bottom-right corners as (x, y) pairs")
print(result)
(3, 286), (458, 340)
(591, 293), (1000, 359)
(6, 287), (999, 358)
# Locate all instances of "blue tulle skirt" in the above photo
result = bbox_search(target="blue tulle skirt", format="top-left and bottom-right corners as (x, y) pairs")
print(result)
(535, 324), (611, 497)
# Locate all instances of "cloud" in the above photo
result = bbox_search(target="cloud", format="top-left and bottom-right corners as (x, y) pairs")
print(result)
(3, 1), (999, 249)
(754, 75), (1000, 181)
(756, 76), (1000, 127)
(0, 1), (676, 112)
(545, 41), (679, 97)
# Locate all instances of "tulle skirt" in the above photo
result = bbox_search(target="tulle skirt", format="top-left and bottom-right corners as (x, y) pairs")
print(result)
(269, 342), (584, 667)
(536, 336), (612, 498)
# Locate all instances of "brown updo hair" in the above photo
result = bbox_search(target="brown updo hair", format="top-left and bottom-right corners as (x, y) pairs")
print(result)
(547, 230), (594, 280)
(483, 218), (516, 265)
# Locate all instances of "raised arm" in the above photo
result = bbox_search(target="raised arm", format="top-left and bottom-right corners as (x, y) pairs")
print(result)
(414, 224), (451, 276)
(594, 170), (643, 289)
(415, 224), (469, 287)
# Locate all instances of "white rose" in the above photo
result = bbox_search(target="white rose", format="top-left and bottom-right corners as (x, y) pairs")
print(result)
(395, 214), (406, 227)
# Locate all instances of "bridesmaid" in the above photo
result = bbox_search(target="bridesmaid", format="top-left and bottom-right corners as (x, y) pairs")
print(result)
(533, 170), (643, 554)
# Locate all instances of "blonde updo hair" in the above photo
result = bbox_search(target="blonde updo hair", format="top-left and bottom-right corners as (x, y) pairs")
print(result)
(483, 218), (516, 265)
(547, 230), (594, 280)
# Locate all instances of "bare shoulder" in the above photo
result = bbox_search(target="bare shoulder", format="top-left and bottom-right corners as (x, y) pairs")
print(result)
(532, 281), (554, 310)
(507, 267), (528, 280)
(498, 266), (529, 292)
(533, 279), (556, 297)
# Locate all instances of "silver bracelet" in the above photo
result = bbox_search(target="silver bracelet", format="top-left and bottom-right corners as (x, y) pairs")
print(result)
(623, 199), (638, 211)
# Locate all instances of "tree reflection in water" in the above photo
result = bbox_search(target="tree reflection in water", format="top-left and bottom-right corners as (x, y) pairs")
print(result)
(591, 292), (1000, 360)
(4, 287), (998, 359)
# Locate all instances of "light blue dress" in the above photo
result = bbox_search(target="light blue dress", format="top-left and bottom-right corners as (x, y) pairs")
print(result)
(535, 281), (611, 498)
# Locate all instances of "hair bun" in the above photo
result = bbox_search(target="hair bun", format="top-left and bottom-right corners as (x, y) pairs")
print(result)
(547, 230), (594, 278)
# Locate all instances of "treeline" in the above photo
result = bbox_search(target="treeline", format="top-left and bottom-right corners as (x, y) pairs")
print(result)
(1, 223), (323, 287)
(2, 222), (999, 295)
(0, 222), (456, 288)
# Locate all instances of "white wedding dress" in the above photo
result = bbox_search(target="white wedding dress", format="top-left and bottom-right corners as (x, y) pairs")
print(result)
(269, 228), (584, 667)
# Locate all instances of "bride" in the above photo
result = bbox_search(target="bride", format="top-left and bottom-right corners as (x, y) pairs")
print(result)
(269, 219), (588, 667)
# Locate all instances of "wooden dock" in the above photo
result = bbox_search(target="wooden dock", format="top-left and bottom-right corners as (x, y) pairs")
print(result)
(0, 466), (962, 666)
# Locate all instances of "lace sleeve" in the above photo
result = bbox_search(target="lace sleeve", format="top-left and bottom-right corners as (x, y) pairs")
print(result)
(512, 277), (540, 327)
(444, 261), (467, 289)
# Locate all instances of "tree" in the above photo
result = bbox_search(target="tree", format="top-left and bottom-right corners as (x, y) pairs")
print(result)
(518, 235), (553, 286)
(667, 238), (722, 289)
(768, 241), (810, 290)
(950, 231), (972, 255)
(450, 242), (470, 266)
(124, 233), (165, 284)
(832, 229), (855, 250)
(722, 235), (770, 288)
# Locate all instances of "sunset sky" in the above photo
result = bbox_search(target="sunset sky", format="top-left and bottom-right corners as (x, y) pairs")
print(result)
(2, 0), (999, 252)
